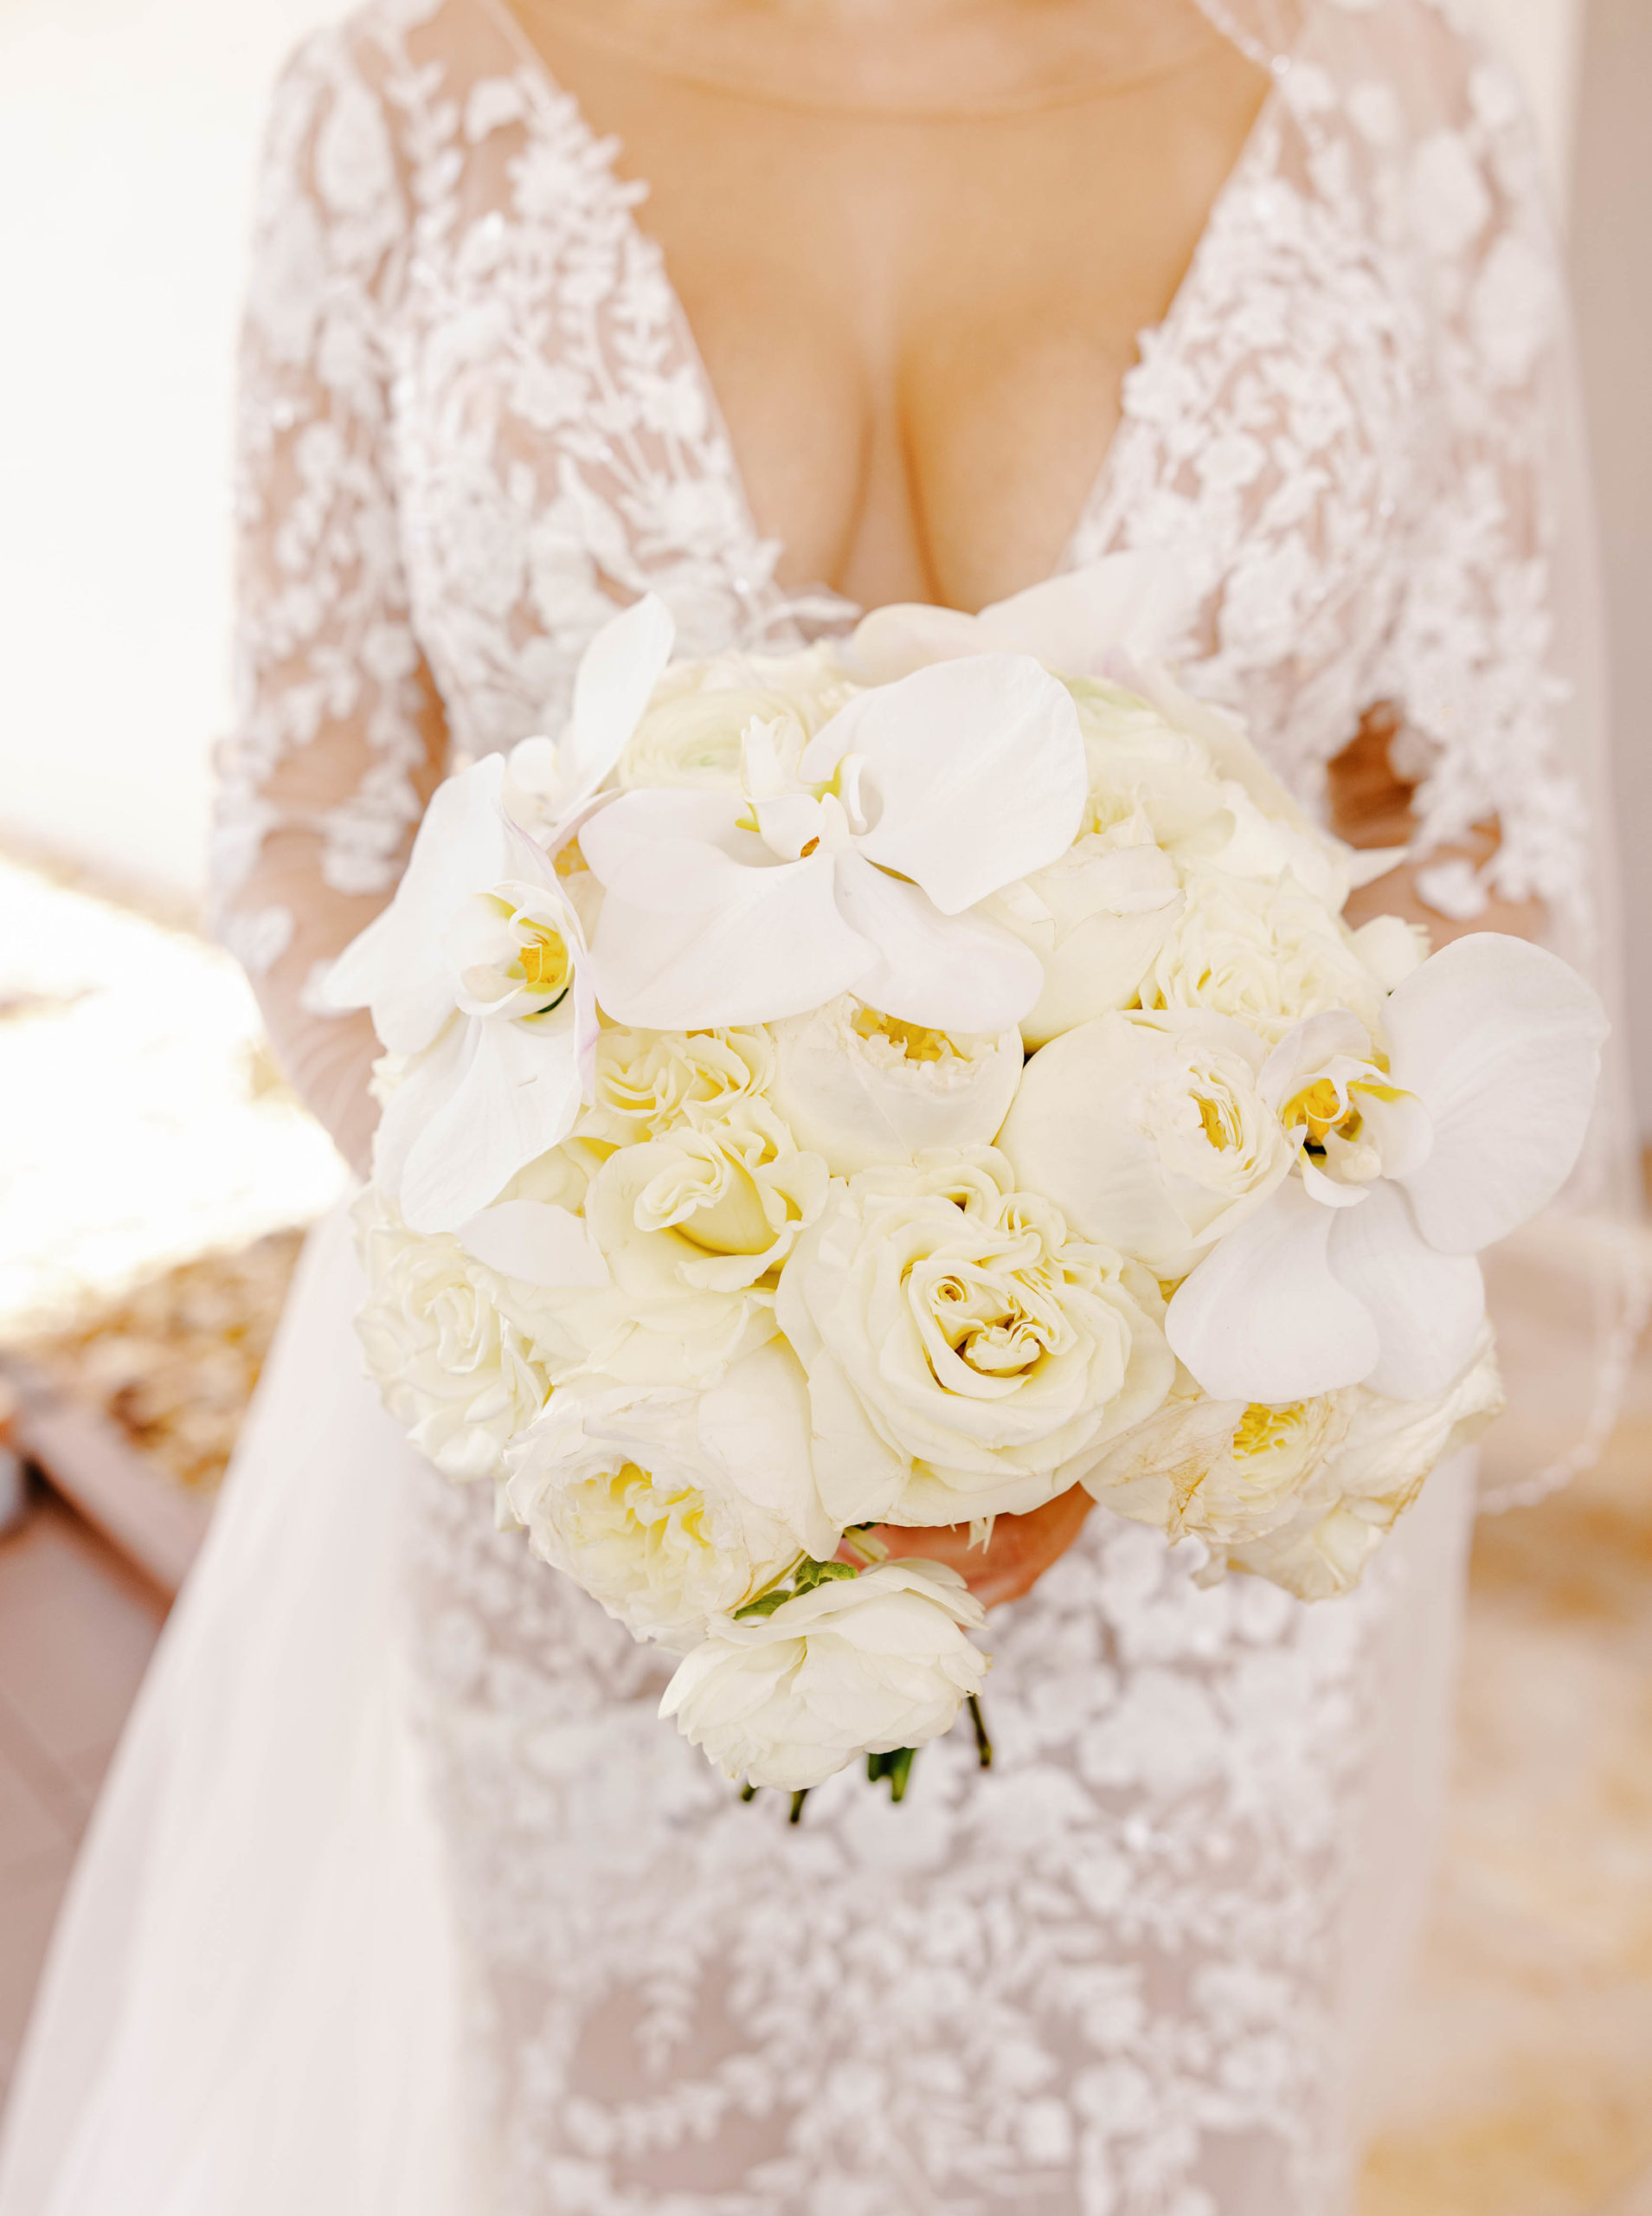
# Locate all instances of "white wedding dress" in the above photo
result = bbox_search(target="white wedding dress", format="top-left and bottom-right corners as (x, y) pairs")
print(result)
(2, 2), (1640, 2212)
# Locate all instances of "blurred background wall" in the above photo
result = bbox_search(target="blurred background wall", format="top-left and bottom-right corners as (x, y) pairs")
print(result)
(0, 0), (1643, 1119)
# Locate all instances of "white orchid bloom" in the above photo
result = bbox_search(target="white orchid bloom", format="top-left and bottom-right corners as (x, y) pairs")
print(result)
(501, 594), (676, 845)
(323, 754), (599, 1234)
(1166, 934), (1609, 1406)
(582, 654), (1086, 1034)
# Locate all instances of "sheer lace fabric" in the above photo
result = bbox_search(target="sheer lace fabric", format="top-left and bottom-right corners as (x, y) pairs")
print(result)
(186, 1), (1631, 2210)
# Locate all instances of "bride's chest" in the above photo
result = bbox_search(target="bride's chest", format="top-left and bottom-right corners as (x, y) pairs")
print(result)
(383, 33), (1425, 768)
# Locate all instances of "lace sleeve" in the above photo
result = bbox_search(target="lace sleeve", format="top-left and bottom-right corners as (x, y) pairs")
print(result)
(212, 25), (447, 1170)
(1373, 26), (1595, 951)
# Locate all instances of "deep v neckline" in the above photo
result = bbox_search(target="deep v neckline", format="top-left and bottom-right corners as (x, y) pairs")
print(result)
(463, 0), (1289, 612)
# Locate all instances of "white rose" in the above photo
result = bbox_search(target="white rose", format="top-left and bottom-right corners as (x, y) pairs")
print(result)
(767, 995), (1023, 1175)
(517, 1098), (827, 1389)
(775, 1148), (1175, 1527)
(504, 1343), (834, 1650)
(999, 1009), (1293, 1277)
(1080, 1362), (1349, 1547)
(578, 1023), (775, 1148)
(1146, 861), (1389, 1046)
(1220, 1329), (1505, 1600)
(353, 1189), (552, 1485)
(618, 643), (858, 791)
(983, 831), (1184, 1050)
(660, 1560), (988, 1791)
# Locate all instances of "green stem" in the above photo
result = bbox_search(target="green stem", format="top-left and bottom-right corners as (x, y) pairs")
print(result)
(886, 1746), (916, 1803)
(967, 1693), (993, 1770)
(788, 1789), (810, 1826)
(740, 1782), (758, 1803)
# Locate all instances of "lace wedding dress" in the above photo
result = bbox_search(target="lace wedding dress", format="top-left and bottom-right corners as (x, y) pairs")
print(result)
(1, 2), (1639, 2212)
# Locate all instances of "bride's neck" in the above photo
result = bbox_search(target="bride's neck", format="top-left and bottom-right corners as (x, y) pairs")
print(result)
(509, 0), (1228, 118)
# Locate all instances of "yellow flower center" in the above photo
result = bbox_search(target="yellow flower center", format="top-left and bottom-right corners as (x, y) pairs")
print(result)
(1232, 1402), (1306, 1458)
(852, 1005), (950, 1063)
(517, 922), (572, 1002)
(1194, 1090), (1243, 1151)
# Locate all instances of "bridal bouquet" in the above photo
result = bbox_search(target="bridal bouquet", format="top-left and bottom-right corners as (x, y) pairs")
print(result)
(326, 557), (1606, 1802)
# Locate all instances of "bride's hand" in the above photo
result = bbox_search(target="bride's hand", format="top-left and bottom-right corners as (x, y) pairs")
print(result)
(854, 1485), (1096, 1609)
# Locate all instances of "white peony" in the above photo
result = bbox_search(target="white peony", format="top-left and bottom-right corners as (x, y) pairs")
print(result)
(983, 830), (1184, 1051)
(504, 1343), (836, 1649)
(578, 1023), (775, 1147)
(767, 995), (1023, 1176)
(1079, 1362), (1350, 1548)
(1145, 860), (1390, 1047)
(1218, 1330), (1505, 1599)
(999, 1009), (1293, 1277)
(353, 1188), (554, 1485)
(775, 1149), (1175, 1527)
(617, 642), (858, 791)
(659, 1560), (988, 1791)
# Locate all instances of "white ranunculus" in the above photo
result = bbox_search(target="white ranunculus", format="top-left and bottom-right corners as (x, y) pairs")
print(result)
(659, 1560), (988, 1791)
(617, 642), (858, 791)
(775, 1149), (1175, 1527)
(1167, 936), (1610, 1407)
(982, 830), (1184, 1050)
(1146, 860), (1391, 1047)
(999, 1009), (1294, 1278)
(353, 1189), (554, 1485)
(767, 995), (1023, 1176)
(584, 654), (1084, 1034)
(504, 1344), (835, 1650)
(1219, 1329), (1504, 1600)
(1079, 1362), (1350, 1548)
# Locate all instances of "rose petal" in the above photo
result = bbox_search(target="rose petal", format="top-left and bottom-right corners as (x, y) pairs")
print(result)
(455, 1200), (611, 1287)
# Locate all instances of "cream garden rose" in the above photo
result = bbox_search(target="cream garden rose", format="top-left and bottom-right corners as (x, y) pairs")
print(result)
(505, 1343), (834, 1649)
(775, 1148), (1175, 1527)
(577, 1023), (775, 1147)
(660, 1560), (988, 1791)
(1000, 1008), (1293, 1278)
(1146, 860), (1391, 1046)
(766, 995), (1023, 1175)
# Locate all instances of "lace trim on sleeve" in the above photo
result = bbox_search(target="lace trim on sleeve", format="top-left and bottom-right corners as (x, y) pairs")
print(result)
(213, 21), (436, 981)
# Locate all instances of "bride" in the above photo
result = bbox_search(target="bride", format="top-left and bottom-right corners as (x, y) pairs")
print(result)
(1, 0), (1635, 2210)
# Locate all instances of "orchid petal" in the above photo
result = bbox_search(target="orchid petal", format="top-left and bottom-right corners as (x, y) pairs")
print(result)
(976, 549), (1199, 673)
(456, 1200), (611, 1288)
(399, 1008), (584, 1233)
(578, 787), (751, 899)
(1384, 933), (1609, 1253)
(565, 593), (675, 806)
(1166, 1178), (1381, 1403)
(323, 756), (517, 1053)
(593, 849), (872, 1027)
(832, 851), (1044, 1034)
(802, 655), (1085, 914)
(1327, 1180), (1486, 1399)
(846, 602), (986, 683)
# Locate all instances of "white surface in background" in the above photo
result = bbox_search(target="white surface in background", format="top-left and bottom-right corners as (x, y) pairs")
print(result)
(0, 859), (348, 1334)
(0, 0), (344, 907)
(0, 0), (1584, 909)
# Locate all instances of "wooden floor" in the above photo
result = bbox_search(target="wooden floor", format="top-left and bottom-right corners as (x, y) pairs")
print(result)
(0, 1485), (164, 2103)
